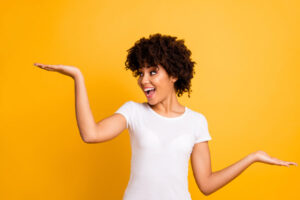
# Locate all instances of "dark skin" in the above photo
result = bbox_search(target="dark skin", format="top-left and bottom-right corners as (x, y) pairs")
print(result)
(137, 64), (185, 118)
(34, 62), (298, 196)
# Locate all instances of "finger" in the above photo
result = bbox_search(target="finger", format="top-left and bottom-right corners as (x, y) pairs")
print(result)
(282, 161), (296, 167)
(280, 162), (288, 166)
(34, 63), (46, 68)
(34, 63), (42, 67)
(34, 63), (45, 66)
(287, 162), (298, 166)
(47, 65), (59, 70)
(47, 64), (57, 68)
(280, 160), (298, 166)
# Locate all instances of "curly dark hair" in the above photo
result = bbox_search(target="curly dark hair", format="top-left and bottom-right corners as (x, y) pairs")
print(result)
(124, 33), (196, 98)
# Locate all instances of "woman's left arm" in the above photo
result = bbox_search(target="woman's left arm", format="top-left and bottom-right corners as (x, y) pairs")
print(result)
(191, 143), (298, 196)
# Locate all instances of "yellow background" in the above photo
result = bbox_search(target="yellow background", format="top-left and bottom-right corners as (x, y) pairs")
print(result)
(1, 0), (299, 199)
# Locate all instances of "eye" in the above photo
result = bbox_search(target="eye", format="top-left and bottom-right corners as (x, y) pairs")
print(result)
(150, 70), (157, 75)
(138, 70), (157, 77)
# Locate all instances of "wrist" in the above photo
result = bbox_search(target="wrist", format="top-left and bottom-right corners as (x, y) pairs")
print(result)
(73, 69), (82, 80)
(248, 152), (257, 164)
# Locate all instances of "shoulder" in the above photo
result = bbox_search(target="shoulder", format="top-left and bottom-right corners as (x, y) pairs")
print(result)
(126, 100), (143, 107)
(187, 108), (207, 121)
(120, 100), (146, 110)
(120, 100), (138, 106)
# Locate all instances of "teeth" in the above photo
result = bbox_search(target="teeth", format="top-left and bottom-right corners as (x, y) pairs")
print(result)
(144, 88), (155, 92)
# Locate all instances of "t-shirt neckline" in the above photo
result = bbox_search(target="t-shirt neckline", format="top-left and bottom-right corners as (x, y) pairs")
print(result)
(145, 103), (188, 120)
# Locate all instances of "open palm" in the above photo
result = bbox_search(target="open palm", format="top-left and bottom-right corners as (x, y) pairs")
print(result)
(34, 62), (80, 78)
(254, 150), (298, 167)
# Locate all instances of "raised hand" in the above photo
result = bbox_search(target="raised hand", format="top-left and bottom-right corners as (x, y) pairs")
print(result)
(34, 62), (80, 78)
(253, 150), (298, 167)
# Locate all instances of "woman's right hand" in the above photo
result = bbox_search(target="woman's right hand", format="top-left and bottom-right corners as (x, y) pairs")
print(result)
(34, 62), (81, 78)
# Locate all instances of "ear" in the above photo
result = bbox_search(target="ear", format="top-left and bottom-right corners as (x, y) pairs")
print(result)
(170, 75), (178, 83)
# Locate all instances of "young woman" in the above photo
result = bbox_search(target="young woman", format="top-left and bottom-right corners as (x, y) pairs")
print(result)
(34, 33), (297, 199)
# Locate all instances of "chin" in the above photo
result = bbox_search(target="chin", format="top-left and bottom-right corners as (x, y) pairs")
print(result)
(147, 99), (158, 105)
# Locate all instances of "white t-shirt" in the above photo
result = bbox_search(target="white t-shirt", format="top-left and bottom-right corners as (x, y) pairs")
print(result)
(115, 100), (212, 200)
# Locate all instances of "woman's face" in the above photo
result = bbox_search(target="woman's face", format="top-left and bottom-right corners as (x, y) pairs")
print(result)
(137, 64), (177, 103)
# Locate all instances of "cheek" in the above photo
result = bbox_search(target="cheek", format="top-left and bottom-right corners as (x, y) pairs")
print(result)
(154, 74), (167, 83)
(153, 77), (171, 91)
(152, 77), (164, 88)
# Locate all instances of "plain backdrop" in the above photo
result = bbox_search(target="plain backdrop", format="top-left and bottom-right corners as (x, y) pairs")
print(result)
(0, 0), (299, 199)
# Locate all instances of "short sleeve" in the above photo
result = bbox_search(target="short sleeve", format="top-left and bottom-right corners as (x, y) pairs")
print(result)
(114, 101), (133, 129)
(194, 114), (212, 144)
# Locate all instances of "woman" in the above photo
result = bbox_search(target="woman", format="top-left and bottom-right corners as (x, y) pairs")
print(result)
(34, 33), (297, 199)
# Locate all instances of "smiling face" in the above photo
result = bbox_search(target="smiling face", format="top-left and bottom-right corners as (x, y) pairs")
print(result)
(137, 64), (178, 104)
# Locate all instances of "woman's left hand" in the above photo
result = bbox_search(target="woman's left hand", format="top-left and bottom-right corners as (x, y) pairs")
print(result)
(252, 150), (298, 167)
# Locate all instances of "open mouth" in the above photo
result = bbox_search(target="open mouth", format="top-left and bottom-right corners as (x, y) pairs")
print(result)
(144, 88), (155, 98)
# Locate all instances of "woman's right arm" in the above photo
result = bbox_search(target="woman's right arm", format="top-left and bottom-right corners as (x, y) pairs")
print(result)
(73, 71), (128, 143)
(34, 63), (127, 143)
(73, 72), (98, 143)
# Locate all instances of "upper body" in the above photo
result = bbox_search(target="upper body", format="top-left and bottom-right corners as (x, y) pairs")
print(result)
(115, 100), (212, 200)
(90, 34), (213, 198)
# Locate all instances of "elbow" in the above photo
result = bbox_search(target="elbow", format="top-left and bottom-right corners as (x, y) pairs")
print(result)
(83, 133), (104, 144)
(83, 139), (94, 143)
(82, 133), (96, 144)
(200, 183), (212, 196)
(200, 188), (209, 196)
(201, 188), (212, 196)
(80, 128), (98, 143)
(202, 190), (211, 196)
(82, 137), (93, 143)
(83, 135), (99, 143)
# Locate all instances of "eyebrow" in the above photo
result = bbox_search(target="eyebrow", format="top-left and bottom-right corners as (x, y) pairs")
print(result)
(138, 66), (158, 72)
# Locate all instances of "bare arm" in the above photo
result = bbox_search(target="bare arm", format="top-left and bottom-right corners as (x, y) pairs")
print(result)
(34, 62), (128, 143)
(191, 143), (298, 196)
(73, 72), (129, 143)
(73, 72), (97, 143)
(203, 152), (255, 195)
(74, 71), (128, 143)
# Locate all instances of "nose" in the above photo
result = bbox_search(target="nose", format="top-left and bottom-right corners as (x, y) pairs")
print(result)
(140, 73), (151, 85)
